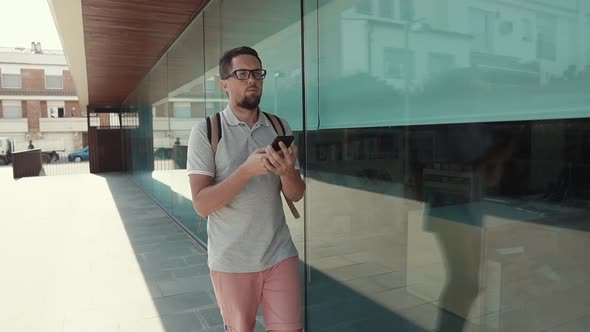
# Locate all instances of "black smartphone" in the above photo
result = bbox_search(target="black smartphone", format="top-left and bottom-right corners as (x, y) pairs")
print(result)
(271, 135), (295, 151)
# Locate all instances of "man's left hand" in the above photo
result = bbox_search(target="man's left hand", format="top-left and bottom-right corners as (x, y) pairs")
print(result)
(263, 142), (298, 177)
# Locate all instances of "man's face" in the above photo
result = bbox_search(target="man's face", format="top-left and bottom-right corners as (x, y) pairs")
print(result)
(221, 55), (264, 110)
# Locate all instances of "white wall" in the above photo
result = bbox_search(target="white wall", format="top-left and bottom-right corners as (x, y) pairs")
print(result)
(39, 118), (87, 132)
(0, 119), (28, 133)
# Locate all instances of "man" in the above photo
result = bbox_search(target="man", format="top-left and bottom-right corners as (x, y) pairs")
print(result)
(187, 46), (305, 332)
(27, 140), (35, 150)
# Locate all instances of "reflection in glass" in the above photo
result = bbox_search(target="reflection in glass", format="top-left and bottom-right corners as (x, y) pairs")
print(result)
(417, 123), (517, 331)
(305, 0), (590, 331)
(120, 0), (590, 330)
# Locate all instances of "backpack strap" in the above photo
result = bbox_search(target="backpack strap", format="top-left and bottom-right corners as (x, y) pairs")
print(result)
(263, 111), (286, 136)
(200, 112), (222, 233)
(206, 112), (222, 154)
(263, 112), (300, 219)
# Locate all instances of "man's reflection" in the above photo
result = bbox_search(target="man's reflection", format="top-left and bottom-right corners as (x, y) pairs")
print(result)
(414, 123), (515, 331)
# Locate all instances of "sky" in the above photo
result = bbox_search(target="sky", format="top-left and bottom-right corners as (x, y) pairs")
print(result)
(0, 0), (63, 50)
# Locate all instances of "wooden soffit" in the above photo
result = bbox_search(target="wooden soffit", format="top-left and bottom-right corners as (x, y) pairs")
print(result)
(82, 0), (207, 106)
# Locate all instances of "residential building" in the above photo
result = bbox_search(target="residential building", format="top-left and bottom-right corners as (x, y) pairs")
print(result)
(0, 43), (86, 152)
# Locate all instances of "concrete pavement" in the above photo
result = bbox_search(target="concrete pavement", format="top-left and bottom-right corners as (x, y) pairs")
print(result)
(0, 171), (265, 332)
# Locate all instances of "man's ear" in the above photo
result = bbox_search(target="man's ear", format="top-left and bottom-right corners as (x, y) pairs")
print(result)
(220, 79), (228, 93)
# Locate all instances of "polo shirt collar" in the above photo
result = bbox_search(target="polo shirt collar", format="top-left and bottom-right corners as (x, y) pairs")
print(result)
(222, 104), (271, 128)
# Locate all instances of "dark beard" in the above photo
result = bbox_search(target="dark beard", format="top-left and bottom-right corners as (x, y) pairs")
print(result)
(238, 94), (261, 110)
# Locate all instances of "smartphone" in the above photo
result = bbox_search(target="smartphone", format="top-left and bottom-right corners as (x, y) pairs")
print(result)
(271, 135), (295, 151)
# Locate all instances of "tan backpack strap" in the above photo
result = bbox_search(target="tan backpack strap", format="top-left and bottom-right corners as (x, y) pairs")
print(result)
(200, 112), (223, 233)
(261, 113), (300, 219)
(263, 111), (285, 136)
(208, 112), (222, 154)
(198, 216), (204, 233)
(262, 111), (301, 220)
(285, 198), (300, 219)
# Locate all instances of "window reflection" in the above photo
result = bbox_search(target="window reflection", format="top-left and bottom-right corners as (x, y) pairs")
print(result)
(306, 0), (590, 331)
(120, 0), (590, 330)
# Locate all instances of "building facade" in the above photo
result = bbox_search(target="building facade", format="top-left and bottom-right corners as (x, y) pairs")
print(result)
(53, 0), (590, 331)
(0, 43), (86, 152)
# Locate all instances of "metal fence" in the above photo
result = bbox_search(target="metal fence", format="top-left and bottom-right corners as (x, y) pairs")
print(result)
(39, 149), (90, 176)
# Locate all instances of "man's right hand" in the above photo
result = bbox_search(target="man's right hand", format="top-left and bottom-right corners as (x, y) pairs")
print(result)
(240, 148), (270, 178)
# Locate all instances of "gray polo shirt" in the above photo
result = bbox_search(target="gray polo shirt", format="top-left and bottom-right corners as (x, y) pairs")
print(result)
(187, 105), (299, 273)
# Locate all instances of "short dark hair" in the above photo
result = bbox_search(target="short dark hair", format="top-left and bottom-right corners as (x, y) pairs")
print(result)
(219, 46), (262, 79)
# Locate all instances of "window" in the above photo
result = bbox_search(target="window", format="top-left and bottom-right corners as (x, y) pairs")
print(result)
(428, 53), (455, 78)
(399, 0), (414, 20)
(355, 0), (372, 15)
(2, 101), (22, 118)
(1, 73), (21, 88)
(379, 0), (394, 19)
(45, 75), (64, 89)
(174, 102), (191, 118)
(384, 47), (415, 79)
(49, 107), (65, 118)
(469, 8), (495, 52)
(536, 14), (557, 61)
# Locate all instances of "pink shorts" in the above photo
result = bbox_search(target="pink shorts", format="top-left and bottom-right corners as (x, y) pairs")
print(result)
(210, 256), (302, 332)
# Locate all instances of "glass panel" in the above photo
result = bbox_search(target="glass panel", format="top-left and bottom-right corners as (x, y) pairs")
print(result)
(537, 13), (557, 61)
(2, 74), (21, 88)
(45, 75), (64, 89)
(428, 52), (455, 78)
(3, 105), (22, 118)
(384, 47), (415, 79)
(127, 73), (157, 202)
(204, 0), (223, 118)
(124, 0), (305, 254)
(379, 0), (394, 19)
(147, 56), (173, 212)
(356, 0), (372, 15)
(399, 0), (414, 20)
(305, 1), (590, 332)
(168, 14), (206, 242)
(470, 8), (494, 53)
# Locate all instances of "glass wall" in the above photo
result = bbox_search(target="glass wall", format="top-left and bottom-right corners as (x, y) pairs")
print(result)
(123, 0), (590, 331)
(303, 0), (590, 331)
(123, 0), (304, 247)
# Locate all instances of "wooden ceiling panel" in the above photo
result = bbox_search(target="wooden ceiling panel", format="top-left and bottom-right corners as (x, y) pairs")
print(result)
(82, 0), (206, 105)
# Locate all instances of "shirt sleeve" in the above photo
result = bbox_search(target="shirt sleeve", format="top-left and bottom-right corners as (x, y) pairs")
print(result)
(187, 120), (215, 177)
(281, 118), (300, 170)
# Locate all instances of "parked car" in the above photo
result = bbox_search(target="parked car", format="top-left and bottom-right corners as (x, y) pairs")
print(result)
(68, 147), (89, 162)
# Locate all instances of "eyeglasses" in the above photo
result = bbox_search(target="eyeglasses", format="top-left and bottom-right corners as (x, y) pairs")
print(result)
(224, 69), (267, 80)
